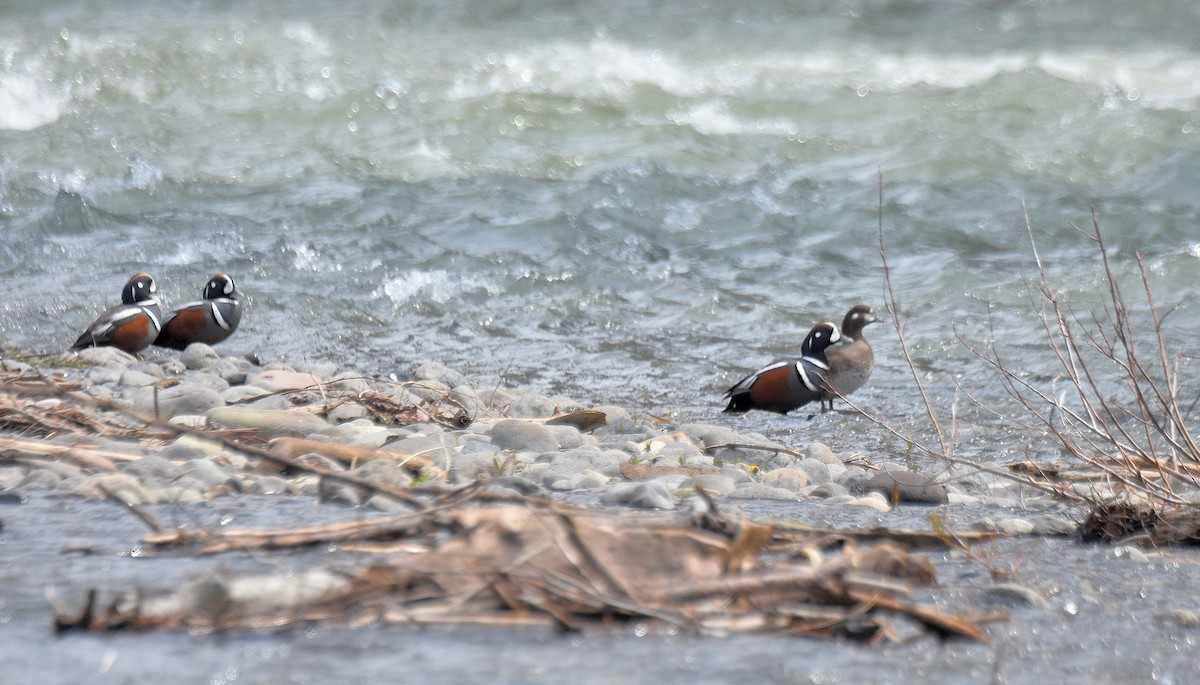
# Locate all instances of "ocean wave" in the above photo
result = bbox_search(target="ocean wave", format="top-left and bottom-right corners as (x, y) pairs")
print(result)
(377, 270), (503, 307)
(0, 73), (68, 131)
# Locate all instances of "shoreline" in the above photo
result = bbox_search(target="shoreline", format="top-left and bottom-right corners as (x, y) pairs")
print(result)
(0, 342), (1075, 537)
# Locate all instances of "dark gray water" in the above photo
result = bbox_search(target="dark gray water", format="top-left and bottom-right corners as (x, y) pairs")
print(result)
(3, 0), (1199, 444)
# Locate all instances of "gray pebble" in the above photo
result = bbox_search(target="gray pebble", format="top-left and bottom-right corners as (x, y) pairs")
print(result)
(545, 424), (583, 450)
(805, 442), (843, 466)
(864, 470), (949, 505)
(328, 372), (372, 393)
(717, 466), (753, 484)
(728, 483), (798, 501)
(76, 346), (137, 367)
(794, 458), (832, 485)
(544, 447), (624, 477)
(449, 385), (487, 417)
(350, 460), (414, 490)
(19, 469), (63, 491)
(481, 476), (547, 497)
(412, 361), (471, 389)
(761, 468), (808, 491)
(460, 440), (502, 455)
(490, 420), (559, 453)
(206, 407), (341, 439)
(505, 393), (560, 418)
(685, 474), (737, 496)
(404, 379), (452, 403)
(134, 383), (224, 419)
(806, 482), (850, 498)
(180, 343), (221, 370)
(984, 582), (1051, 609)
(182, 459), (234, 488)
(85, 365), (124, 386)
(327, 403), (370, 423)
(119, 368), (161, 387)
(600, 481), (678, 510)
(123, 455), (185, 483)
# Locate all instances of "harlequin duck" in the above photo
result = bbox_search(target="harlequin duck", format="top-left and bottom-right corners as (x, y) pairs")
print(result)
(722, 321), (841, 415)
(154, 273), (242, 350)
(820, 304), (879, 410)
(70, 273), (162, 354)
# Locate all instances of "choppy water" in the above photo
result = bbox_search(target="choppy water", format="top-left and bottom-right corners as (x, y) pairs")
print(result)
(3, 1), (1200, 679)
(5, 0), (1200, 442)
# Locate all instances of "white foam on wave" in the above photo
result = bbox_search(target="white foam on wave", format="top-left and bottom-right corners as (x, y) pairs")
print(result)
(0, 73), (67, 131)
(1036, 50), (1200, 109)
(377, 270), (502, 307)
(452, 39), (1200, 111)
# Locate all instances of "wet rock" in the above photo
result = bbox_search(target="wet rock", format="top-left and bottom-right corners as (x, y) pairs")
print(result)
(328, 372), (372, 393)
(848, 493), (892, 512)
(328, 402), (370, 423)
(761, 468), (808, 491)
(221, 385), (270, 403)
(984, 582), (1051, 609)
(181, 459), (234, 488)
(386, 434), (458, 463)
(806, 482), (849, 498)
(1029, 514), (1077, 536)
(863, 470), (949, 505)
(206, 407), (341, 439)
(76, 346), (138, 367)
(794, 458), (832, 485)
(545, 424), (584, 450)
(182, 371), (231, 393)
(995, 518), (1035, 535)
(248, 369), (324, 392)
(449, 385), (487, 417)
(728, 483), (798, 501)
(490, 420), (559, 454)
(481, 476), (546, 497)
(684, 474), (737, 496)
(545, 470), (610, 492)
(404, 379), (452, 403)
(805, 442), (842, 466)
(601, 481), (678, 510)
(1, 358), (32, 373)
(450, 451), (500, 481)
(119, 368), (161, 387)
(1160, 609), (1200, 629)
(1108, 545), (1150, 563)
(716, 466), (753, 484)
(412, 361), (470, 390)
(297, 362), (338, 379)
(19, 469), (62, 491)
(123, 455), (185, 484)
(542, 447), (624, 477)
(350, 460), (414, 490)
(180, 343), (221, 370)
(505, 393), (559, 418)
(249, 475), (293, 495)
(85, 365), (124, 386)
(134, 383), (224, 419)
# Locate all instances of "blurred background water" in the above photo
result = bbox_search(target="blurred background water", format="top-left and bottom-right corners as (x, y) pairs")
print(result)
(4, 0), (1200, 456)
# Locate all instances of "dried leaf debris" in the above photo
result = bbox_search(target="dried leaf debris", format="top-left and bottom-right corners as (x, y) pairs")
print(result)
(56, 491), (991, 642)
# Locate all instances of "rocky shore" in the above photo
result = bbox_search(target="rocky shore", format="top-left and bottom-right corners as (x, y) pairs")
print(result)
(1, 343), (1075, 537)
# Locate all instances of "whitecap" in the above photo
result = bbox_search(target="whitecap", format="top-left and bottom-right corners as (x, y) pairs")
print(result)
(0, 74), (67, 131)
(377, 270), (501, 306)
